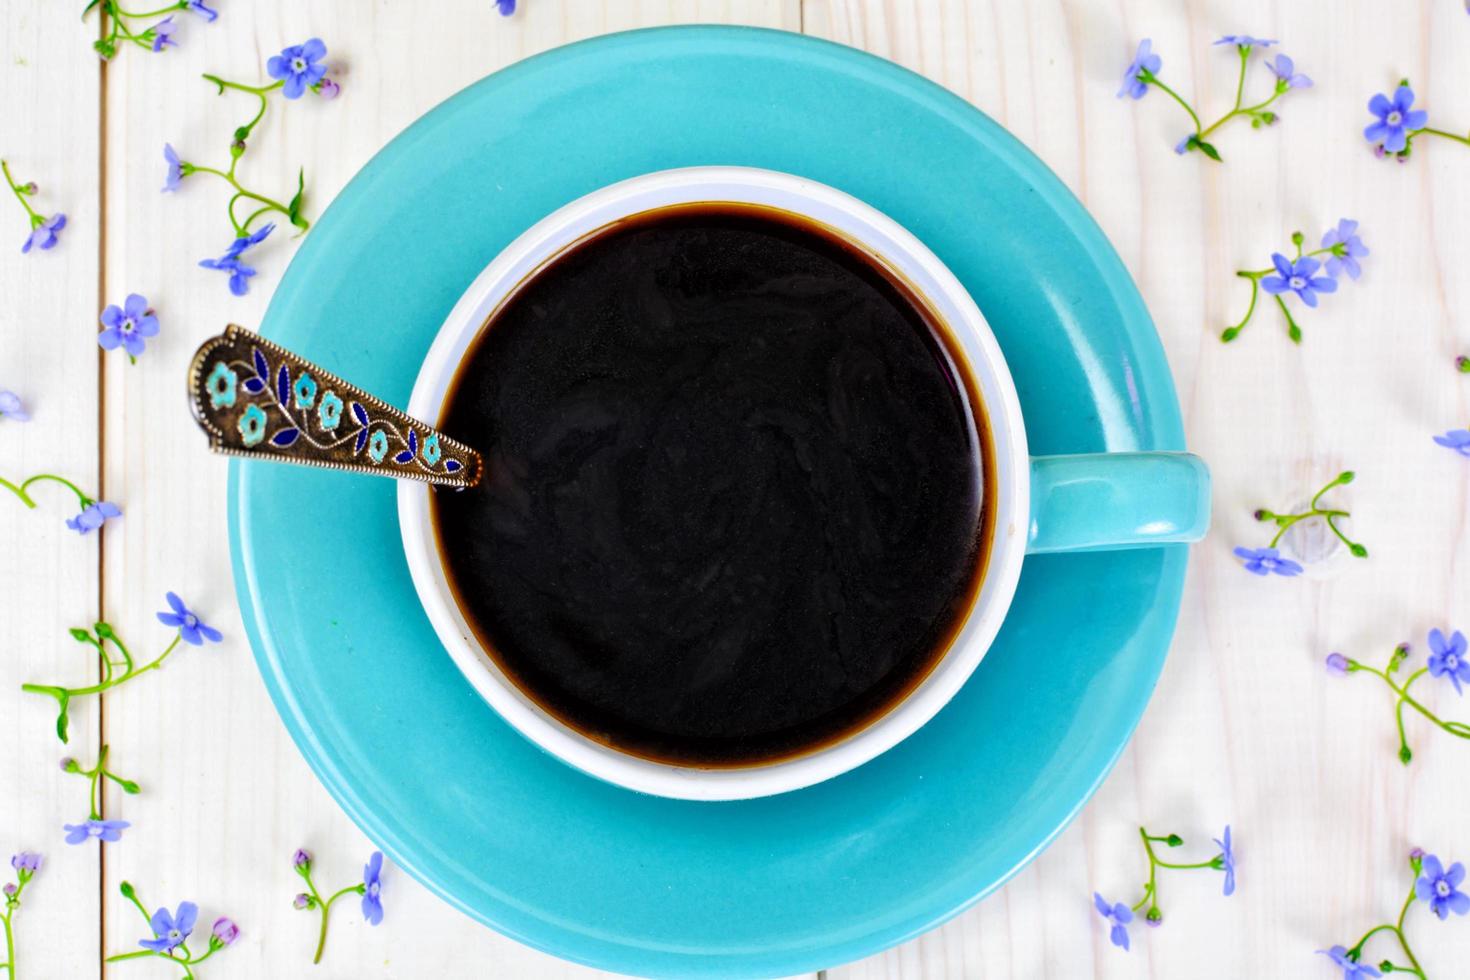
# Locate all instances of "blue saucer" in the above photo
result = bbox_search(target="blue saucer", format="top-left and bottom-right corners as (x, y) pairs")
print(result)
(234, 27), (1186, 978)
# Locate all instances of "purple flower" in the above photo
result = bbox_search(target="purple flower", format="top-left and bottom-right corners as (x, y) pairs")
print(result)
(211, 916), (239, 947)
(1415, 854), (1470, 920)
(293, 848), (312, 870)
(199, 223), (273, 296)
(292, 893), (311, 909)
(1233, 546), (1303, 577)
(1321, 219), (1368, 280)
(1093, 893), (1132, 950)
(1427, 628), (1470, 695)
(0, 390), (29, 421)
(1214, 826), (1236, 896)
(497, 0), (516, 14)
(1174, 135), (1192, 155)
(65, 501), (121, 535)
(162, 144), (183, 192)
(63, 818), (130, 844)
(1317, 946), (1382, 979)
(1214, 35), (1277, 48)
(98, 293), (160, 358)
(21, 213), (65, 253)
(1434, 430), (1470, 457)
(149, 16), (178, 53)
(140, 901), (197, 952)
(266, 39), (328, 99)
(1266, 54), (1312, 89)
(1325, 652), (1351, 675)
(361, 851), (385, 926)
(1261, 253), (1337, 308)
(317, 77), (340, 100)
(1117, 39), (1160, 100)
(1365, 85), (1427, 154)
(1, 884), (13, 897)
(186, 0), (218, 22)
(10, 852), (42, 873)
(156, 591), (223, 646)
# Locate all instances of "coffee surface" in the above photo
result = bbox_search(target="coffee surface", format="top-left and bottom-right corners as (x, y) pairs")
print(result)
(433, 204), (988, 766)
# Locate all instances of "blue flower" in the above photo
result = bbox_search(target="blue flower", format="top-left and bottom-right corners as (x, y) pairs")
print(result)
(498, 0), (516, 13)
(1261, 253), (1337, 308)
(318, 391), (343, 430)
(1325, 652), (1352, 675)
(1321, 220), (1368, 280)
(200, 223), (273, 296)
(1174, 135), (1192, 155)
(293, 372), (317, 409)
(266, 38), (328, 99)
(65, 501), (121, 535)
(1365, 85), (1428, 154)
(149, 16), (178, 53)
(1214, 35), (1277, 48)
(1214, 826), (1236, 896)
(98, 293), (160, 358)
(140, 901), (197, 952)
(156, 592), (223, 646)
(422, 433), (442, 466)
(206, 361), (237, 409)
(0, 390), (30, 422)
(1317, 946), (1382, 979)
(1266, 54), (1312, 89)
(367, 430), (389, 463)
(1117, 39), (1160, 100)
(1415, 854), (1470, 920)
(361, 851), (385, 926)
(185, 0), (218, 21)
(162, 144), (183, 192)
(63, 818), (130, 844)
(1427, 629), (1470, 695)
(1093, 893), (1131, 950)
(1233, 546), (1303, 577)
(21, 213), (65, 253)
(238, 404), (267, 446)
(10, 853), (42, 873)
(1435, 429), (1470, 457)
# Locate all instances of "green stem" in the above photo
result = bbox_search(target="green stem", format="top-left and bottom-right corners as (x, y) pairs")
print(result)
(190, 166), (292, 235)
(310, 882), (364, 964)
(1222, 273), (1261, 342)
(0, 160), (41, 227)
(1141, 72), (1202, 134)
(112, 1), (186, 17)
(23, 634), (181, 701)
(1417, 127), (1470, 147)
(1273, 293), (1302, 344)
(3, 907), (14, 978)
(1356, 664), (1470, 746)
(0, 473), (94, 510)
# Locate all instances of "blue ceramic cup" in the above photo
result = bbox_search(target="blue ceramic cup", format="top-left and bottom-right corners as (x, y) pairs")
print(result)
(398, 168), (1211, 801)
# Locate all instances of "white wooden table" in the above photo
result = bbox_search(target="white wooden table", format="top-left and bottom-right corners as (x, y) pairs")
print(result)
(4, 2), (1469, 977)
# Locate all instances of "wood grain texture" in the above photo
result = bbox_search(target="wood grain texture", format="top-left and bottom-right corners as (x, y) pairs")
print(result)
(2, 0), (1468, 977)
(0, 4), (103, 979)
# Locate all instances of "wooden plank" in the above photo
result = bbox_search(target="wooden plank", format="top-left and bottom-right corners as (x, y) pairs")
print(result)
(0, 4), (103, 979)
(97, 2), (807, 978)
(810, 0), (1470, 976)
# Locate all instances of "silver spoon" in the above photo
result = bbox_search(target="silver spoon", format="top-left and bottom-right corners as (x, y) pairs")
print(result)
(187, 324), (481, 488)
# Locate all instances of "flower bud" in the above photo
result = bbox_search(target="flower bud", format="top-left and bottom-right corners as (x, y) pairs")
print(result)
(10, 853), (41, 873)
(293, 893), (312, 910)
(1145, 908), (1163, 926)
(2, 883), (14, 897)
(317, 77), (341, 100)
(21, 182), (37, 195)
(230, 140), (247, 159)
(94, 621), (115, 638)
(292, 848), (312, 871)
(1410, 847), (1425, 861)
(211, 917), (239, 946)
(60, 757), (79, 772)
(1325, 653), (1351, 675)
(1457, 356), (1470, 374)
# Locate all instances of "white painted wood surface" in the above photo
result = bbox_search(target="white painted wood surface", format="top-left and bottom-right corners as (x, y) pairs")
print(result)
(2, 1), (1468, 977)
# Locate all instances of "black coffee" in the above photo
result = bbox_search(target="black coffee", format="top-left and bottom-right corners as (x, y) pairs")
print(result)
(432, 203), (991, 767)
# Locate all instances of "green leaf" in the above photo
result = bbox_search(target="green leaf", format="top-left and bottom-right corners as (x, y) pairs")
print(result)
(1195, 139), (1222, 162)
(287, 168), (308, 229)
(55, 692), (71, 742)
(82, 0), (104, 18)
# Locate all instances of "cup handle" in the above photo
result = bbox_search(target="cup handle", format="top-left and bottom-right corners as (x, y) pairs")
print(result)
(1026, 452), (1210, 554)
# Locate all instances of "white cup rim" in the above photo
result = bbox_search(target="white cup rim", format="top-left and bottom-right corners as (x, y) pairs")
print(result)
(399, 167), (1029, 800)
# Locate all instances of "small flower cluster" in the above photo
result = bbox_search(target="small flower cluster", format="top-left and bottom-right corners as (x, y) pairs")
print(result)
(1318, 847), (1467, 978)
(1093, 825), (1235, 951)
(1234, 471), (1367, 577)
(0, 471), (121, 535)
(22, 593), (221, 756)
(106, 881), (238, 978)
(1119, 34), (1311, 161)
(3, 159), (66, 254)
(1365, 81), (1470, 161)
(83, 0), (220, 61)
(165, 40), (339, 296)
(1222, 221), (1369, 344)
(290, 848), (385, 964)
(1326, 629), (1470, 765)
(2, 853), (43, 979)
(60, 746), (140, 847)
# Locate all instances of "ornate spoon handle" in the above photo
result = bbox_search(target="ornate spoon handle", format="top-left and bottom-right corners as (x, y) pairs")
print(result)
(188, 324), (481, 488)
